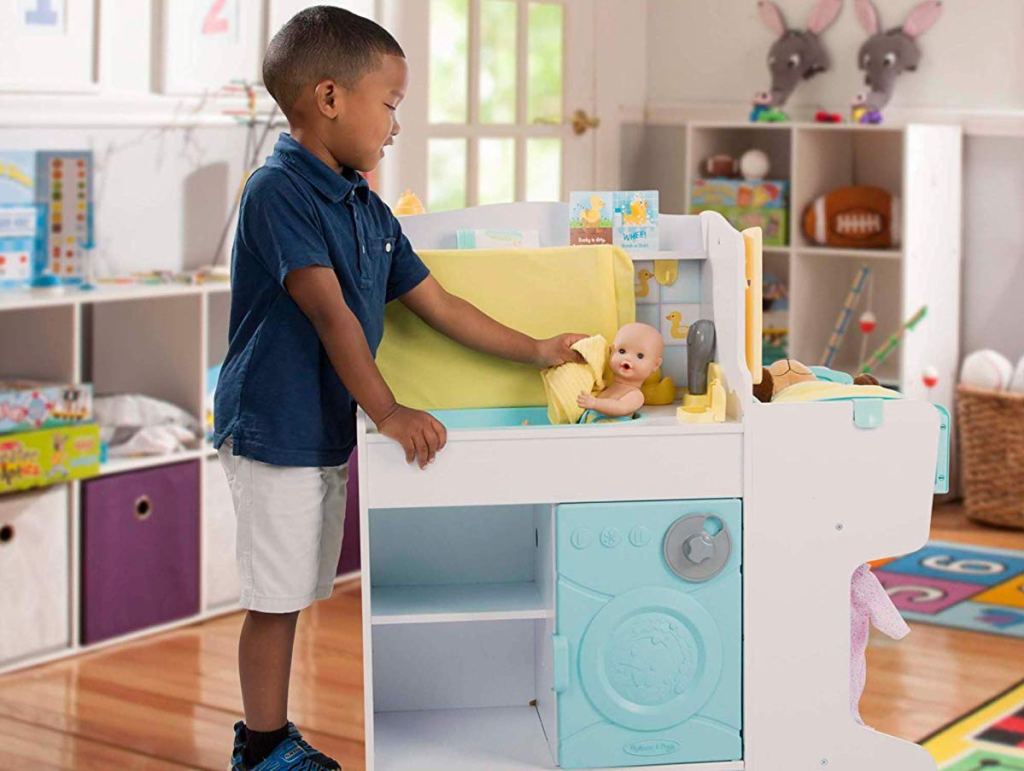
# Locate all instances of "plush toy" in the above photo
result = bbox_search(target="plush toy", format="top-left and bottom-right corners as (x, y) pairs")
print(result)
(852, 0), (944, 123)
(802, 186), (899, 249)
(752, 0), (843, 117)
(850, 564), (910, 723)
(752, 358), (879, 402)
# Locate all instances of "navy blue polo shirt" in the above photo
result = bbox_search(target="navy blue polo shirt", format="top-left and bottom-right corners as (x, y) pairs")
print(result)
(213, 133), (430, 467)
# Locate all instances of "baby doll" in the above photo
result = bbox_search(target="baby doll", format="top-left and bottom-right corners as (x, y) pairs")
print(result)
(577, 322), (664, 418)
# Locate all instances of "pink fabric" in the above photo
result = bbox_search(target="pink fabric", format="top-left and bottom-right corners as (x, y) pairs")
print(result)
(850, 564), (910, 722)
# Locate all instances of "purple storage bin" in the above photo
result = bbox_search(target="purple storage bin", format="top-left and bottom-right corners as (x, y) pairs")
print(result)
(337, 450), (360, 576)
(81, 460), (200, 644)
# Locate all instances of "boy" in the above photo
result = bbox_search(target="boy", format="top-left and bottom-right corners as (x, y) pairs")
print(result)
(214, 7), (584, 770)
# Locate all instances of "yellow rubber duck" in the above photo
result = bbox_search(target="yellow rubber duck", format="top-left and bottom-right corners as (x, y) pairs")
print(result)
(641, 368), (677, 406)
(636, 268), (654, 298)
(580, 195), (605, 227)
(666, 311), (689, 340)
(394, 189), (426, 216)
(623, 197), (649, 226)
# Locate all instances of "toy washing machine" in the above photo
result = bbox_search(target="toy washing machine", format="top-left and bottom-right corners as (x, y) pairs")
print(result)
(553, 499), (742, 768)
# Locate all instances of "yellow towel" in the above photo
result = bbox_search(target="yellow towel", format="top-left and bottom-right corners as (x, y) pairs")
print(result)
(541, 335), (608, 424)
(377, 245), (635, 409)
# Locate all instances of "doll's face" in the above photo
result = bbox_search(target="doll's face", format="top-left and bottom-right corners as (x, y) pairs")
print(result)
(610, 323), (663, 384)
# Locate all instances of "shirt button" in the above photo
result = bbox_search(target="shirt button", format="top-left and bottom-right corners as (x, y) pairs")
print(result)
(385, 242), (392, 253)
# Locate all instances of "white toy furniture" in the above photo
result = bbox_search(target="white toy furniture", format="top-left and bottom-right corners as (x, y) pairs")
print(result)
(356, 203), (943, 770)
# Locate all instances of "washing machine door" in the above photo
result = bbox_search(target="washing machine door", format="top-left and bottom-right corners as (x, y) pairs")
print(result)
(577, 586), (723, 731)
(554, 499), (742, 769)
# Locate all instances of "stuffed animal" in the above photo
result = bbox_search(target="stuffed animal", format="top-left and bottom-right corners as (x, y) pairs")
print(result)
(753, 0), (843, 113)
(752, 358), (879, 402)
(852, 0), (944, 123)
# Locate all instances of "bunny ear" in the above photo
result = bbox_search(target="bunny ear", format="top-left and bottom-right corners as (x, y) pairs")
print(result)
(903, 0), (943, 37)
(854, 0), (880, 34)
(807, 0), (842, 34)
(757, 0), (788, 35)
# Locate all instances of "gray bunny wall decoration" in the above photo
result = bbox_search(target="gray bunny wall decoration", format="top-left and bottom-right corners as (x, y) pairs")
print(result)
(851, 0), (944, 123)
(751, 0), (843, 122)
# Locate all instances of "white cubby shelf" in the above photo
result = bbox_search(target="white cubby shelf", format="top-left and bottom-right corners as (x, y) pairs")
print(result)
(674, 120), (962, 404)
(0, 282), (356, 676)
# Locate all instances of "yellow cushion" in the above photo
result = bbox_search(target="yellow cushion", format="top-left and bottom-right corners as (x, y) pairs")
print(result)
(377, 245), (635, 409)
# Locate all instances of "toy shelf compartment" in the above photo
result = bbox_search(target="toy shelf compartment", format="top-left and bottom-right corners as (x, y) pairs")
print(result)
(364, 498), (747, 771)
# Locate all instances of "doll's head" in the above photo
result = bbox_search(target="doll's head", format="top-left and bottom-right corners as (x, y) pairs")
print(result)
(610, 323), (663, 386)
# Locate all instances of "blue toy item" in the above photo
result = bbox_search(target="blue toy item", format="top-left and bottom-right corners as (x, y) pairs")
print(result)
(428, 406), (645, 430)
(554, 499), (742, 768)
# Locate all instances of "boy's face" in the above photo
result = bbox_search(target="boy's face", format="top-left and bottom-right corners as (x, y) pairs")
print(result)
(320, 54), (408, 173)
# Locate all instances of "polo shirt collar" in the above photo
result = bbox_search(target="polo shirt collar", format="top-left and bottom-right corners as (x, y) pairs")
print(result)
(273, 133), (369, 203)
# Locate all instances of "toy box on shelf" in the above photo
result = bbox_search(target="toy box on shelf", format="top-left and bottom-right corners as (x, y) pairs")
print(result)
(0, 151), (94, 287)
(691, 178), (788, 247)
(0, 381), (93, 435)
(0, 423), (101, 494)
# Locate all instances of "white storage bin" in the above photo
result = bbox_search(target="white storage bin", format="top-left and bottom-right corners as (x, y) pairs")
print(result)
(0, 486), (70, 664)
(204, 458), (240, 609)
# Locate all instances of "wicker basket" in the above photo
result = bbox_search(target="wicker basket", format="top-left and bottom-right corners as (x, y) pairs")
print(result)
(957, 384), (1024, 529)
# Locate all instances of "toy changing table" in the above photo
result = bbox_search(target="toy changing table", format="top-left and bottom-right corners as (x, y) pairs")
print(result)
(356, 203), (942, 771)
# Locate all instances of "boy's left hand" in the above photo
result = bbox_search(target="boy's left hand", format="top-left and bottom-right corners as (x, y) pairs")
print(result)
(534, 333), (588, 368)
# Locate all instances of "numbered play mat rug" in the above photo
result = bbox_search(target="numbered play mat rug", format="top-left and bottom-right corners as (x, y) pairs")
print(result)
(922, 678), (1024, 769)
(873, 541), (1024, 639)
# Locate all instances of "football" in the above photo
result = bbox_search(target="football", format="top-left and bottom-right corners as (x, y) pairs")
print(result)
(802, 186), (900, 249)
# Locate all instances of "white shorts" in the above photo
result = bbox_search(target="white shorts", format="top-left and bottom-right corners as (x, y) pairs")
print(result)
(218, 441), (348, 613)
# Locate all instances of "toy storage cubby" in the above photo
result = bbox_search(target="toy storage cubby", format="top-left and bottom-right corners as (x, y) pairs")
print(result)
(680, 121), (961, 412)
(0, 284), (355, 674)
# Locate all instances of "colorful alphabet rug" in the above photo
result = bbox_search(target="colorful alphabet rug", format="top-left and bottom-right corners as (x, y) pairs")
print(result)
(923, 679), (1024, 769)
(873, 541), (1024, 639)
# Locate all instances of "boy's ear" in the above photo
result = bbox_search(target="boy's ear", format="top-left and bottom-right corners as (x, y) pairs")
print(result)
(314, 79), (343, 119)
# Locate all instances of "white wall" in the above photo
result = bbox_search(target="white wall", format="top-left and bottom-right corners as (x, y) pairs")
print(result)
(962, 137), (1024, 363)
(645, 0), (1024, 116)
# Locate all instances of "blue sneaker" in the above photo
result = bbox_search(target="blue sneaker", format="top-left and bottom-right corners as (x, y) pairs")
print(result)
(240, 722), (340, 770)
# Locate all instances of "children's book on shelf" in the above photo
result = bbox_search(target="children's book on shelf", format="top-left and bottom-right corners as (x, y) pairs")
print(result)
(571, 190), (659, 249)
(0, 204), (44, 289)
(613, 190), (659, 250)
(570, 191), (614, 245)
(0, 150), (94, 287)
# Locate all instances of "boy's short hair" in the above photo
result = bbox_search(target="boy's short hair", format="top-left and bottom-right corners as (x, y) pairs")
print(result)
(263, 6), (405, 115)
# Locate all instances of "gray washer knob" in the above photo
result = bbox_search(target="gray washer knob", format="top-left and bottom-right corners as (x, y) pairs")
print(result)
(663, 514), (731, 582)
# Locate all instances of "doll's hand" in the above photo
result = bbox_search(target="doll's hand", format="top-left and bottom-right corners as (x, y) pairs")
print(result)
(534, 333), (587, 368)
(577, 392), (598, 409)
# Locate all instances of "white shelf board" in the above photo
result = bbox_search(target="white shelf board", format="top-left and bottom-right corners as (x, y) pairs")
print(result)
(371, 582), (550, 625)
(794, 246), (902, 261)
(626, 248), (706, 262)
(99, 447), (209, 477)
(375, 706), (554, 771)
(0, 282), (229, 312)
(374, 706), (744, 771)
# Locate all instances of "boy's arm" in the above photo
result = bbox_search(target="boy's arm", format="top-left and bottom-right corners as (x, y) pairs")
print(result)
(285, 266), (446, 468)
(399, 275), (585, 367)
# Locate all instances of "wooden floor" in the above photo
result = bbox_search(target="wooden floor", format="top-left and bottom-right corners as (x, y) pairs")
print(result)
(1, 505), (1022, 770)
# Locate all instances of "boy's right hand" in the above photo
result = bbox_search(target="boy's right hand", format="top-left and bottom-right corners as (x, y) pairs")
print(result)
(376, 405), (448, 469)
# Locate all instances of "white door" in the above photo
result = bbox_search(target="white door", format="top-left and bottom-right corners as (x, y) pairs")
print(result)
(380, 0), (597, 210)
